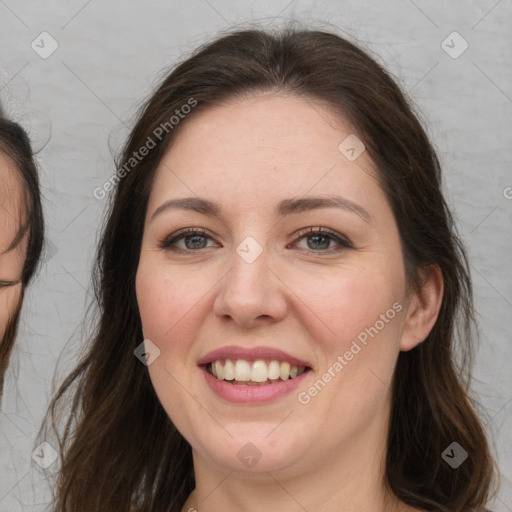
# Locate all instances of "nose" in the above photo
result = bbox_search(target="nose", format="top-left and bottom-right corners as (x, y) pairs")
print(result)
(213, 240), (288, 328)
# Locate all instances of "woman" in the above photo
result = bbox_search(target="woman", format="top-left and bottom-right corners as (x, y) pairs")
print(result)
(0, 115), (44, 405)
(46, 27), (498, 511)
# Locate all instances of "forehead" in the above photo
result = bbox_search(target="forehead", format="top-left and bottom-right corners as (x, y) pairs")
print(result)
(150, 93), (381, 210)
(168, 92), (356, 161)
(0, 152), (26, 252)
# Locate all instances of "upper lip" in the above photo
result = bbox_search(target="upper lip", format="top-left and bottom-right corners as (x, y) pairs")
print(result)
(197, 345), (313, 369)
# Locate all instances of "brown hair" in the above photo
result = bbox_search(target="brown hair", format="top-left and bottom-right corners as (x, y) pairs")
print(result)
(44, 26), (498, 511)
(0, 117), (44, 397)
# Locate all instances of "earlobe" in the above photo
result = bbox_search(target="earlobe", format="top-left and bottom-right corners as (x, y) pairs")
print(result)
(399, 265), (444, 352)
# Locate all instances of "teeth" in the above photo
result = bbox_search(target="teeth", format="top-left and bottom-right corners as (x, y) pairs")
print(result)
(280, 362), (290, 380)
(251, 360), (268, 383)
(213, 360), (224, 380)
(268, 360), (280, 380)
(208, 358), (307, 384)
(235, 360), (251, 381)
(223, 359), (235, 380)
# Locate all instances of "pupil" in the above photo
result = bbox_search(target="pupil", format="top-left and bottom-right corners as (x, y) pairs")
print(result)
(185, 235), (206, 249)
(308, 235), (330, 250)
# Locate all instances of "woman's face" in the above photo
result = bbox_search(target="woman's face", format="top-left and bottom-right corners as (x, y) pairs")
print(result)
(136, 93), (420, 476)
(0, 154), (26, 344)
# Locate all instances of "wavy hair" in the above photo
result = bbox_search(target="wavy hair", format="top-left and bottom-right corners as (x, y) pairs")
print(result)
(44, 26), (497, 512)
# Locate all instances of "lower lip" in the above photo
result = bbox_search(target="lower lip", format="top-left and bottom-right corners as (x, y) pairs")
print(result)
(201, 366), (311, 404)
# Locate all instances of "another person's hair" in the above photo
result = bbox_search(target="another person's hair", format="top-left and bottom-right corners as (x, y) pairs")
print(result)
(0, 117), (44, 396)
(44, 27), (498, 512)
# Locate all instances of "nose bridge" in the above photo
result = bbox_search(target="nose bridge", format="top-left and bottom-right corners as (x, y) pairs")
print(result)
(227, 234), (270, 298)
(214, 234), (287, 324)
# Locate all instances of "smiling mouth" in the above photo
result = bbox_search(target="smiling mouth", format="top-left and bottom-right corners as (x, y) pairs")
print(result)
(205, 358), (311, 386)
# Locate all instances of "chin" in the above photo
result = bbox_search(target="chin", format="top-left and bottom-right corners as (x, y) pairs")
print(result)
(190, 422), (311, 475)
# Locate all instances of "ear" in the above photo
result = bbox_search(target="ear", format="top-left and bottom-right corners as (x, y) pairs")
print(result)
(400, 264), (444, 352)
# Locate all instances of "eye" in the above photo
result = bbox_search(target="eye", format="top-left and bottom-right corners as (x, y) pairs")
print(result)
(291, 227), (353, 254)
(0, 279), (19, 288)
(158, 226), (352, 255)
(159, 228), (219, 252)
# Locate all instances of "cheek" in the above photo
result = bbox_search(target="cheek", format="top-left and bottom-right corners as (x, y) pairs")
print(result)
(290, 261), (406, 411)
(136, 266), (180, 343)
(135, 262), (208, 438)
(290, 260), (405, 344)
(135, 261), (209, 362)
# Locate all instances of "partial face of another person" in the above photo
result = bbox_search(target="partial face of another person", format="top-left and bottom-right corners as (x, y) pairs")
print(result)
(0, 153), (26, 344)
(135, 93), (432, 476)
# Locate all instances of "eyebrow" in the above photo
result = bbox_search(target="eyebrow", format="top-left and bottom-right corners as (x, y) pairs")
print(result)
(151, 195), (372, 224)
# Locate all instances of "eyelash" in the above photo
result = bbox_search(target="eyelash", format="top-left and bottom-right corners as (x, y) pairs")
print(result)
(0, 280), (18, 288)
(158, 227), (353, 255)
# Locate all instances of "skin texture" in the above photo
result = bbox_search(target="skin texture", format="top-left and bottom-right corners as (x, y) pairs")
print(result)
(0, 154), (26, 344)
(135, 93), (443, 512)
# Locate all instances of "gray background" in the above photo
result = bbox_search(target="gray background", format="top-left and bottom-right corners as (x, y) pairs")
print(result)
(0, 0), (511, 510)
